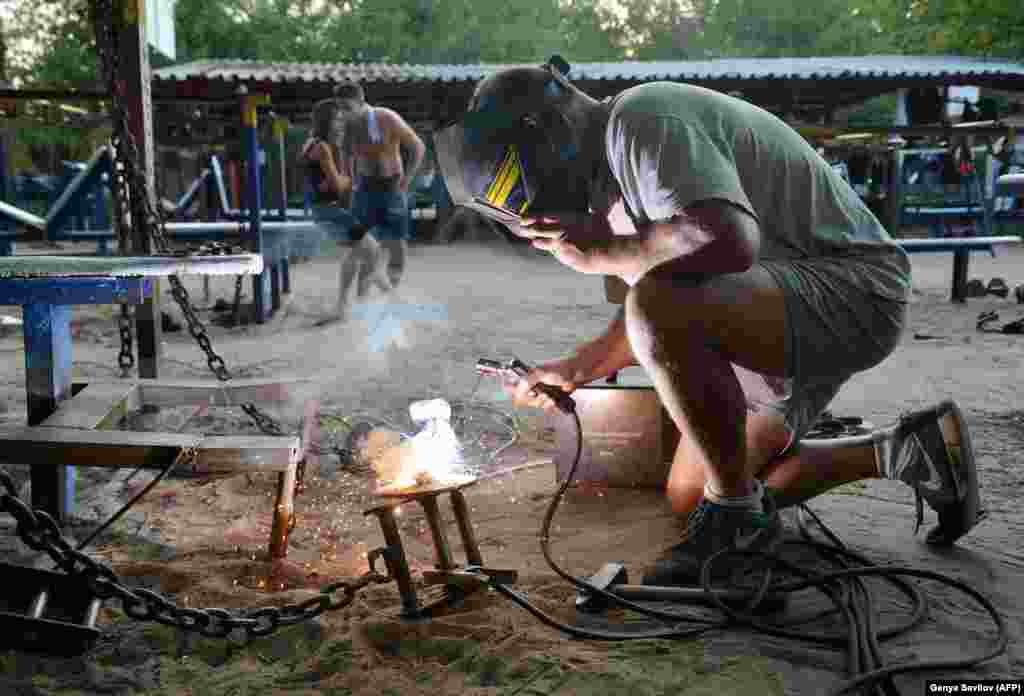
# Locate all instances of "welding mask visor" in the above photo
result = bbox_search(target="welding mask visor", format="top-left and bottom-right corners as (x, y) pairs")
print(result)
(434, 107), (590, 236)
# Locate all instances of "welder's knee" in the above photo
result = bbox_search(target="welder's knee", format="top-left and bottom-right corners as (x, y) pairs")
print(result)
(625, 275), (702, 361)
(665, 474), (704, 517)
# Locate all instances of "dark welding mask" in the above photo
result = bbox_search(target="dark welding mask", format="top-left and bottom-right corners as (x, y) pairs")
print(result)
(434, 57), (590, 236)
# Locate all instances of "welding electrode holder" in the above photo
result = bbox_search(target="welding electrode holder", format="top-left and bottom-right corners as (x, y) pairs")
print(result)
(475, 358), (576, 414)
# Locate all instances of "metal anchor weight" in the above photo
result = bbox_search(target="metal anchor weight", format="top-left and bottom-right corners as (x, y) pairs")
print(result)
(0, 561), (104, 656)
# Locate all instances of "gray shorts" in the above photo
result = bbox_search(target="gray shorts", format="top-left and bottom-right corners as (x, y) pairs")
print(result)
(749, 250), (910, 440)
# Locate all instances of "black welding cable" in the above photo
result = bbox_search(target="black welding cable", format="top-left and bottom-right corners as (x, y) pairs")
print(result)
(492, 409), (731, 639)
(489, 409), (765, 636)
(486, 405), (1008, 696)
(798, 507), (906, 696)
(70, 449), (183, 554)
(703, 551), (1009, 695)
(536, 410), (748, 627)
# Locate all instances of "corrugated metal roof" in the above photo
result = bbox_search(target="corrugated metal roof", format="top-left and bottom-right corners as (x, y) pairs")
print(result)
(154, 55), (1024, 84)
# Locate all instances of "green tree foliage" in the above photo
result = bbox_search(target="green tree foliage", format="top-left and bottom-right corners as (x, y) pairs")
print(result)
(174, 0), (342, 63)
(854, 0), (1024, 59)
(30, 1), (98, 87)
(3, 0), (1022, 87)
(2, 0), (95, 85)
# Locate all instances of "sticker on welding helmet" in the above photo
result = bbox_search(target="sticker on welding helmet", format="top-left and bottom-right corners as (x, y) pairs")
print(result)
(481, 144), (530, 215)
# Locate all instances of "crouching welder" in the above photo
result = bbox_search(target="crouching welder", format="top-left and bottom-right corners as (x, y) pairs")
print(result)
(435, 56), (983, 587)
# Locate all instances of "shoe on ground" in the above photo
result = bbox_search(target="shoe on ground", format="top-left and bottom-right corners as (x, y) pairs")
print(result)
(986, 278), (1009, 298)
(892, 400), (984, 546)
(965, 278), (987, 298)
(642, 490), (781, 587)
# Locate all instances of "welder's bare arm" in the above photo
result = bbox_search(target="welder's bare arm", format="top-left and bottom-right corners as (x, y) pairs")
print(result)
(586, 199), (761, 281)
(571, 308), (637, 383)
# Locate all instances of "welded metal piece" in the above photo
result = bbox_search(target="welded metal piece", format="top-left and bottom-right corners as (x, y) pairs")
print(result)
(419, 495), (454, 571)
(374, 475), (477, 499)
(365, 505), (419, 616)
(450, 489), (483, 567)
(365, 476), (509, 619)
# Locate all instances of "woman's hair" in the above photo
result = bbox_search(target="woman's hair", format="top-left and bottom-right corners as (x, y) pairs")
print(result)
(311, 98), (343, 144)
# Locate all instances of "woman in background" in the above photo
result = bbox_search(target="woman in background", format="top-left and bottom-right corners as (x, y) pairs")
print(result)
(302, 98), (392, 324)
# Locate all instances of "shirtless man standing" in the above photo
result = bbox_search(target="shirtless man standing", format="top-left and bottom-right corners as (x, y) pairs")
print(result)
(336, 82), (427, 300)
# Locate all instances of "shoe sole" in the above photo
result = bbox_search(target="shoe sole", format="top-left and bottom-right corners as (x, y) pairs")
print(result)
(927, 400), (982, 546)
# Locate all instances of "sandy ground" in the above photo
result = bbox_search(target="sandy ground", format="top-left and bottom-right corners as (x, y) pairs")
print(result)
(1, 238), (1023, 695)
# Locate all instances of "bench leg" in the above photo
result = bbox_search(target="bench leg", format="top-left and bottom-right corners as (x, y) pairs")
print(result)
(270, 261), (281, 313)
(24, 303), (76, 522)
(268, 457), (297, 559)
(252, 266), (272, 324)
(952, 249), (969, 303)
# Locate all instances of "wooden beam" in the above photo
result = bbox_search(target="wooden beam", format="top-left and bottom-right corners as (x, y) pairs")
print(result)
(40, 382), (140, 430)
(0, 426), (300, 473)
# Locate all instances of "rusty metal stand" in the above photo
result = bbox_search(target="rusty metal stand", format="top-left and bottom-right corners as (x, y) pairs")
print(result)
(365, 478), (516, 619)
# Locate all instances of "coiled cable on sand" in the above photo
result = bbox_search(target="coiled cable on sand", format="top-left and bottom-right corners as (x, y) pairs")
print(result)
(487, 409), (1007, 696)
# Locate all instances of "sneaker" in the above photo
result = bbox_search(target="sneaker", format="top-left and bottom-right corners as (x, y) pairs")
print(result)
(642, 489), (782, 587)
(889, 400), (984, 546)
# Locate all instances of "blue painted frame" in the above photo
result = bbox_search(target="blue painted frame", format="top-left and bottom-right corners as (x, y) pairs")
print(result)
(0, 275), (152, 520)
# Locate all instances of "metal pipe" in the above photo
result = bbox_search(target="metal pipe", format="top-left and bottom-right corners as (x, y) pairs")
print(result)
(366, 505), (418, 616)
(61, 220), (320, 236)
(28, 590), (49, 619)
(419, 495), (454, 570)
(83, 598), (102, 628)
(449, 489), (483, 567)
(611, 584), (787, 608)
(0, 200), (46, 231)
(268, 458), (298, 560)
(241, 90), (270, 323)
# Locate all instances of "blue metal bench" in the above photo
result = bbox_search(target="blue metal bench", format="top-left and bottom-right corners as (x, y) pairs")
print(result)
(898, 235), (1022, 302)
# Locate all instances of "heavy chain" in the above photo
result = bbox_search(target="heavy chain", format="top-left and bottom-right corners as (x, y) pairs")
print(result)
(117, 304), (134, 375)
(89, 0), (290, 444)
(0, 467), (392, 638)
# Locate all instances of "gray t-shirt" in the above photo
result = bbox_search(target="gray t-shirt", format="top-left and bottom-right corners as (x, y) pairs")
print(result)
(602, 82), (910, 302)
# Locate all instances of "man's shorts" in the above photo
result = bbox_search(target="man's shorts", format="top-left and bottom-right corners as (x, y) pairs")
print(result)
(750, 249), (911, 441)
(352, 185), (411, 242)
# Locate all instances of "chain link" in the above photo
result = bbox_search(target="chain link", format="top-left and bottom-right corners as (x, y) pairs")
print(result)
(1, 459), (393, 639)
(89, 0), (291, 441)
(118, 304), (135, 375)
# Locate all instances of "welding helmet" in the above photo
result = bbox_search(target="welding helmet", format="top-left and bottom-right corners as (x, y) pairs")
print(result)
(434, 56), (591, 233)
